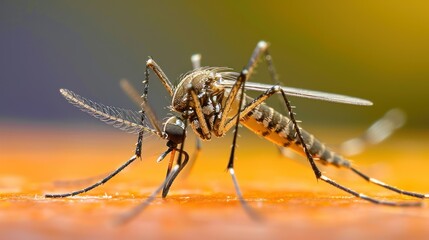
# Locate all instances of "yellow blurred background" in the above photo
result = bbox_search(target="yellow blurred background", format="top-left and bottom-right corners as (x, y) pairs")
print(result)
(1, 1), (429, 127)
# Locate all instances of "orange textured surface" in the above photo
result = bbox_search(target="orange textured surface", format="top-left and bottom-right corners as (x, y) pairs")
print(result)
(1, 124), (429, 239)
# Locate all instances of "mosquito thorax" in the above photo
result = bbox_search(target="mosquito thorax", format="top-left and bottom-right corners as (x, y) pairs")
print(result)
(171, 68), (226, 113)
(163, 116), (186, 146)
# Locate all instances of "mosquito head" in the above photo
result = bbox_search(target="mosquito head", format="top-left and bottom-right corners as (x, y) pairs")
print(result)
(163, 116), (186, 146)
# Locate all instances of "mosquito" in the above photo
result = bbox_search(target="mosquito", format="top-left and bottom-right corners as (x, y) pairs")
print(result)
(46, 41), (428, 222)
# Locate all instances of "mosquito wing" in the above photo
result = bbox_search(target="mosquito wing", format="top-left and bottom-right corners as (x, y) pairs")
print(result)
(59, 89), (158, 136)
(220, 80), (373, 106)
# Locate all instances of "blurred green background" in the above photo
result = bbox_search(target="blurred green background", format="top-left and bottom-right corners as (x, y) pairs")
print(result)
(1, 1), (429, 129)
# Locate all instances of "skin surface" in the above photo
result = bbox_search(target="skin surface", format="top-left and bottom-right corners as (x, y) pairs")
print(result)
(0, 125), (428, 239)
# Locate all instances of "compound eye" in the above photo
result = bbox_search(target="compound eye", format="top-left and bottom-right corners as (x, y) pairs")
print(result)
(163, 116), (185, 145)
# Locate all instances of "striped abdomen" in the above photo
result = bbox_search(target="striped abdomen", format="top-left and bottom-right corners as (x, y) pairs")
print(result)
(240, 96), (351, 168)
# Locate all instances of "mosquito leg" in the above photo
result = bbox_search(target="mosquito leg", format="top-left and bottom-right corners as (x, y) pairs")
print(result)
(247, 41), (294, 157)
(245, 41), (277, 82)
(245, 41), (283, 93)
(191, 53), (202, 69)
(119, 78), (144, 107)
(350, 167), (428, 199)
(135, 62), (164, 135)
(45, 154), (138, 198)
(221, 41), (282, 132)
(119, 71), (164, 138)
(227, 168), (261, 219)
(225, 70), (261, 220)
(277, 89), (322, 178)
(135, 70), (149, 158)
(46, 112), (147, 198)
(216, 66), (247, 136)
(340, 109), (406, 156)
(319, 175), (422, 206)
(145, 58), (175, 96)
(188, 86), (211, 139)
